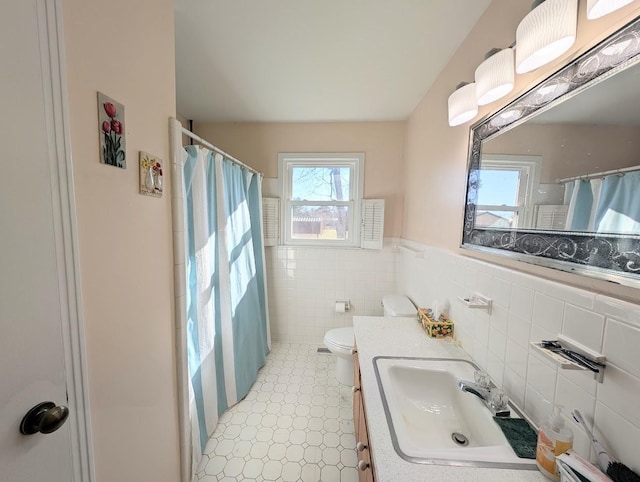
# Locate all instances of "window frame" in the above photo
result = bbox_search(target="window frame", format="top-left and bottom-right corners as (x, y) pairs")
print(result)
(278, 152), (365, 247)
(477, 154), (542, 229)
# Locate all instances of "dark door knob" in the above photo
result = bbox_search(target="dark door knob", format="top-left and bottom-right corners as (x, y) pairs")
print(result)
(20, 401), (69, 435)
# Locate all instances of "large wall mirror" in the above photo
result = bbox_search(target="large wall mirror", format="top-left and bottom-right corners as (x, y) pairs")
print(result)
(462, 17), (640, 288)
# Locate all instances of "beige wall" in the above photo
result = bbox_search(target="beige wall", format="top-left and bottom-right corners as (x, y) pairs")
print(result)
(63, 1), (180, 481)
(403, 0), (640, 300)
(485, 123), (640, 182)
(193, 121), (407, 237)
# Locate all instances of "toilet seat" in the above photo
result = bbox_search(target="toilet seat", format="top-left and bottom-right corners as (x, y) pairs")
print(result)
(323, 327), (354, 354)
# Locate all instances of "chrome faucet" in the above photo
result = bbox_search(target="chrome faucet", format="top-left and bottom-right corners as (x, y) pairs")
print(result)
(458, 372), (510, 418)
(458, 380), (490, 401)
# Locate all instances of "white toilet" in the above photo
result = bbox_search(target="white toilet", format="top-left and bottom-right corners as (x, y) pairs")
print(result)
(323, 294), (416, 386)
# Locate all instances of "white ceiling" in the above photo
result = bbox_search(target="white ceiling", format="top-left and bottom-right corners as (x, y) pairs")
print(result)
(174, 0), (491, 123)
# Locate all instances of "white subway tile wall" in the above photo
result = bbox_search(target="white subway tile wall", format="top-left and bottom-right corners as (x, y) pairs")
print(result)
(396, 241), (640, 474)
(603, 320), (640, 377)
(562, 304), (605, 351)
(265, 243), (397, 345)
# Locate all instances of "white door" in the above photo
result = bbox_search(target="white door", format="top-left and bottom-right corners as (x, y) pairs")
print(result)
(0, 1), (89, 481)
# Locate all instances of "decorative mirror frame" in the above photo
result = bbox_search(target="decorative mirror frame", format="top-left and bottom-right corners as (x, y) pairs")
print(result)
(462, 16), (640, 288)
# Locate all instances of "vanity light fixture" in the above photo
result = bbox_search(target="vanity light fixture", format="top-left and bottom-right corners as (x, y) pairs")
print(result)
(475, 48), (515, 105)
(587, 0), (636, 19)
(515, 0), (578, 74)
(448, 82), (478, 126)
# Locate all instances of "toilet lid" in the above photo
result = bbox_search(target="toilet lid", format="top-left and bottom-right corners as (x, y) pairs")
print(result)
(326, 327), (354, 350)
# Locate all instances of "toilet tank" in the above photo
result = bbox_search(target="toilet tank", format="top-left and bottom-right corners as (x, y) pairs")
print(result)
(382, 294), (416, 317)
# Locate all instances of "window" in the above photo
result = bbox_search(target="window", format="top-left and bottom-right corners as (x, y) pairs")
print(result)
(279, 153), (364, 247)
(476, 155), (541, 229)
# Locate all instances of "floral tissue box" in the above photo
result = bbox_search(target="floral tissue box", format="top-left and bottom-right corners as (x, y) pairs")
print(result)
(418, 308), (454, 338)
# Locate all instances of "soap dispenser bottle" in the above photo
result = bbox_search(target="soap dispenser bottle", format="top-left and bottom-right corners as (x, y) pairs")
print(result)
(536, 406), (574, 481)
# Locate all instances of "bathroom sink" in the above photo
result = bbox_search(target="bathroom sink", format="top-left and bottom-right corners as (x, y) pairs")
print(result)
(373, 356), (537, 469)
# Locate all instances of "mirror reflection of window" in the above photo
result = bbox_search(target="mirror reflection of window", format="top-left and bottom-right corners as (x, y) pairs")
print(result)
(476, 155), (541, 229)
(476, 168), (521, 228)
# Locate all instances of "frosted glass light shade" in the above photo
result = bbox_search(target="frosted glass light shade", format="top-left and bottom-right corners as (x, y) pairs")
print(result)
(587, 0), (635, 19)
(448, 82), (478, 126)
(516, 0), (578, 74)
(475, 48), (515, 105)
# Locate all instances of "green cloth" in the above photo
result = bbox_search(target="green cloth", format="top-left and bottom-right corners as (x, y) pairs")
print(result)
(493, 417), (537, 459)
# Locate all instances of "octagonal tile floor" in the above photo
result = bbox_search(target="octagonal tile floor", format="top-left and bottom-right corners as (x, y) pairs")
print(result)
(195, 343), (359, 482)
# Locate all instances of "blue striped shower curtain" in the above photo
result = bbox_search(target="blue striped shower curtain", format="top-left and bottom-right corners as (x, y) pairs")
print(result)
(181, 145), (270, 478)
(564, 172), (640, 233)
(595, 171), (640, 233)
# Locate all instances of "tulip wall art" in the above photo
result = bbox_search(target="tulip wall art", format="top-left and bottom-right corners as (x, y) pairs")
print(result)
(97, 92), (126, 168)
(139, 151), (163, 197)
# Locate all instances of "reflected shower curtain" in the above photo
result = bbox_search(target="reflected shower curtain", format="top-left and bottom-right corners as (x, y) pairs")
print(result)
(595, 171), (640, 233)
(564, 179), (593, 231)
(180, 145), (270, 479)
(564, 172), (639, 234)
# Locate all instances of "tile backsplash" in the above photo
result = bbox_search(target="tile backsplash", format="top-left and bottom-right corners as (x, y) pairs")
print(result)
(265, 242), (396, 345)
(396, 240), (640, 473)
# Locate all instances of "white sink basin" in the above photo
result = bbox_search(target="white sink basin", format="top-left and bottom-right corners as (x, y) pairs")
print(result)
(373, 356), (537, 469)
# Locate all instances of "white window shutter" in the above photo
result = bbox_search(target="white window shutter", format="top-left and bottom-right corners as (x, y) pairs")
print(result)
(534, 204), (568, 230)
(361, 199), (385, 250)
(262, 197), (279, 246)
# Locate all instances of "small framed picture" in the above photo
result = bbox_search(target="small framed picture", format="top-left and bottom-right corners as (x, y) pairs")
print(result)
(97, 92), (126, 168)
(139, 151), (163, 197)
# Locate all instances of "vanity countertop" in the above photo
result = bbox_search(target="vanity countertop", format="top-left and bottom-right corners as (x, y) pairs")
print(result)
(353, 316), (547, 482)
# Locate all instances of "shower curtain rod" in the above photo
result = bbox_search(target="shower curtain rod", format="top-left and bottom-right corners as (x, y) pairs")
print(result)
(556, 163), (640, 184)
(181, 126), (261, 175)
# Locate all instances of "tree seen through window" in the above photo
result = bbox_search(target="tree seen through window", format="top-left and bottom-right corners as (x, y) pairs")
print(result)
(291, 167), (351, 240)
